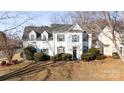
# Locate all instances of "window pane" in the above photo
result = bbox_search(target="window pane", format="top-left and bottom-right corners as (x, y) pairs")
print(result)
(83, 36), (88, 41)
(72, 35), (79, 42)
(83, 34), (88, 41)
(42, 35), (46, 41)
(83, 46), (88, 53)
(57, 46), (65, 54)
(57, 34), (65, 41)
(31, 35), (35, 40)
(42, 49), (49, 54)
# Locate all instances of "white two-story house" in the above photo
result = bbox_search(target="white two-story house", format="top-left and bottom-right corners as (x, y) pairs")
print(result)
(22, 23), (92, 59)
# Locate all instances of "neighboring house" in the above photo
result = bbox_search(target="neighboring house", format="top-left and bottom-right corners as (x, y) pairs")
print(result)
(22, 23), (92, 59)
(97, 26), (124, 56)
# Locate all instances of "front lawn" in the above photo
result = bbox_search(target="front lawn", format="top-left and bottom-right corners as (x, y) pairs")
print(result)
(0, 57), (124, 80)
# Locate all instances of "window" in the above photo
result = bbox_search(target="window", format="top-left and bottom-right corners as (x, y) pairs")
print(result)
(57, 46), (65, 54)
(57, 34), (65, 41)
(83, 34), (88, 41)
(72, 35), (79, 42)
(30, 34), (35, 40)
(42, 35), (47, 41)
(42, 49), (49, 54)
(83, 46), (88, 53)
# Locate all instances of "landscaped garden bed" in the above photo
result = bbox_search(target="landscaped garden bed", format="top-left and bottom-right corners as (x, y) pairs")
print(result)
(0, 59), (22, 67)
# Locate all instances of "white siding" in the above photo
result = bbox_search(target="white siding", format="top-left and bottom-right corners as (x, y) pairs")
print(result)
(23, 40), (54, 56)
(23, 24), (92, 59)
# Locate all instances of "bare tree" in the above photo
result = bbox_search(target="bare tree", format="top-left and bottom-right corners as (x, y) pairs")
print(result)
(0, 31), (19, 62)
(0, 12), (38, 62)
(50, 12), (72, 24)
(0, 12), (39, 40)
(71, 11), (124, 62)
(102, 12), (124, 62)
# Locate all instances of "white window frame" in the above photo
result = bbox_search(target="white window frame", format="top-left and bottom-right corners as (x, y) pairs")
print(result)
(42, 49), (49, 54)
(72, 35), (79, 42)
(57, 34), (65, 42)
(57, 46), (65, 54)
(42, 34), (47, 41)
(30, 34), (35, 41)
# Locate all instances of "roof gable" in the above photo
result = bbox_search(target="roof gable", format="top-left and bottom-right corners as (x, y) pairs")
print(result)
(29, 30), (36, 35)
(42, 30), (48, 34)
(71, 23), (83, 31)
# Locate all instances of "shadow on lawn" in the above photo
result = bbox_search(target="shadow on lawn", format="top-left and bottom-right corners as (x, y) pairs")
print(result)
(0, 61), (64, 81)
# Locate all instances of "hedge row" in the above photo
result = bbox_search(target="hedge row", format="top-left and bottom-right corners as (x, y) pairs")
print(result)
(20, 46), (72, 62)
(33, 52), (50, 62)
(21, 46), (109, 62)
(53, 53), (72, 61)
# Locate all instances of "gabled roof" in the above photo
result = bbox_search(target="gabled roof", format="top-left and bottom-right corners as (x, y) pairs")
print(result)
(51, 23), (83, 32)
(22, 26), (52, 40)
(22, 23), (84, 40)
(51, 24), (73, 32)
(102, 25), (124, 34)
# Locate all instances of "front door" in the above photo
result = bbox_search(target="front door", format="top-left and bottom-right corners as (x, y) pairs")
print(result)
(73, 47), (77, 59)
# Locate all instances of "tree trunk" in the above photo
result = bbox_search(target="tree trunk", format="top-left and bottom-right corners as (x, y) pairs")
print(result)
(113, 40), (124, 62)
(116, 48), (124, 62)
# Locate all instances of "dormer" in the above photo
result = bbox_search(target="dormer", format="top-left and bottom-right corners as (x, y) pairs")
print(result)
(41, 31), (48, 41)
(29, 30), (36, 40)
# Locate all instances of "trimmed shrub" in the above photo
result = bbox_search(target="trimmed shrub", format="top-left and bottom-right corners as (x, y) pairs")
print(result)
(81, 52), (96, 61)
(23, 46), (37, 60)
(81, 48), (101, 61)
(33, 52), (50, 62)
(88, 48), (100, 56)
(24, 51), (33, 60)
(54, 53), (72, 61)
(96, 55), (107, 60)
(61, 53), (72, 61)
(54, 53), (62, 61)
(112, 52), (120, 59)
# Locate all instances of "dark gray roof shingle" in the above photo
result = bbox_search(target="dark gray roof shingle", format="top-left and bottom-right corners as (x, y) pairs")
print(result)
(51, 24), (73, 32)
(22, 24), (84, 40)
(22, 26), (52, 40)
